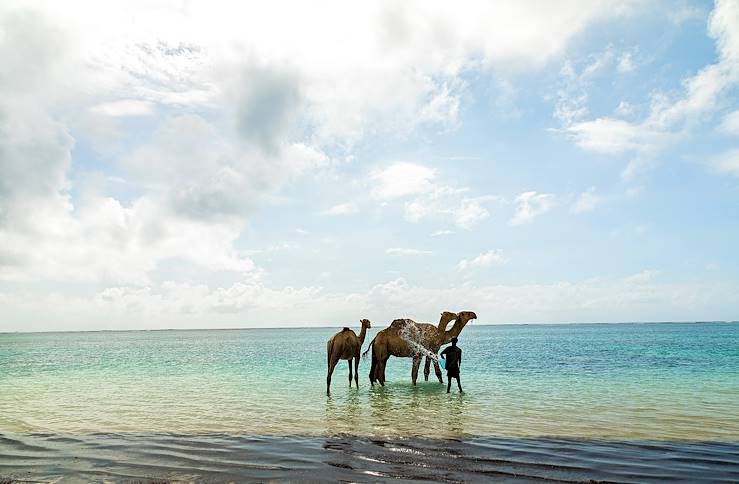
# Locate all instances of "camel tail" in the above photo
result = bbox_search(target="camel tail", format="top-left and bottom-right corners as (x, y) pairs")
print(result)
(361, 336), (375, 362)
(327, 339), (333, 368)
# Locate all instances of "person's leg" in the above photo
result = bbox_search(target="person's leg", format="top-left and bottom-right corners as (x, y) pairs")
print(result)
(456, 375), (463, 393)
(446, 376), (451, 393)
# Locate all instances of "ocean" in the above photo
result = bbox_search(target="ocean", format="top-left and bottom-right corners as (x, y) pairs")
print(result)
(1, 322), (738, 482)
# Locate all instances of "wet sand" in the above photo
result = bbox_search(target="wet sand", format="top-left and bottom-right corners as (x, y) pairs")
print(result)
(2, 433), (738, 483)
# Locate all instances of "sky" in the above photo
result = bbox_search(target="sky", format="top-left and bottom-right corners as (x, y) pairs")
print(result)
(1, 0), (738, 332)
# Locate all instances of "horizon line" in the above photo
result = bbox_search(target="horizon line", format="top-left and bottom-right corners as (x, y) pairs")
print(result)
(2, 320), (736, 335)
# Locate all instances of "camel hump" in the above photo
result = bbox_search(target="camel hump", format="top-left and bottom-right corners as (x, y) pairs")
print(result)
(390, 318), (414, 327)
(342, 327), (351, 332)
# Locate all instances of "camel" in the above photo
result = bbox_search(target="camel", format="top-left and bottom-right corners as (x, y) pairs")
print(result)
(326, 319), (372, 395)
(364, 311), (477, 386)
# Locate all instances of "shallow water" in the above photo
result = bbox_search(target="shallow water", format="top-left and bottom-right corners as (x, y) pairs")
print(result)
(1, 322), (738, 440)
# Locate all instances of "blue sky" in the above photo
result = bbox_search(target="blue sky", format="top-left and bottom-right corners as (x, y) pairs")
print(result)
(1, 1), (738, 331)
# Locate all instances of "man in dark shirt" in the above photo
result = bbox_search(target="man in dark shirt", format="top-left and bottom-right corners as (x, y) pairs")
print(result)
(440, 337), (463, 393)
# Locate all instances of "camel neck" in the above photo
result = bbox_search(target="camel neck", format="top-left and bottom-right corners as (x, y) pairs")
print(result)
(358, 325), (368, 345)
(437, 315), (455, 334)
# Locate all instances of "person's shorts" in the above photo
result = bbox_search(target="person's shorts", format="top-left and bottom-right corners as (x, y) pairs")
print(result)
(447, 369), (460, 378)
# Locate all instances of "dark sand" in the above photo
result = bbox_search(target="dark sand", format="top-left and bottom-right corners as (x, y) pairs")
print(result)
(1, 433), (739, 482)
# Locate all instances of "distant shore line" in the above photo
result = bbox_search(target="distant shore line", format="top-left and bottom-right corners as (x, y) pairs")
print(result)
(2, 320), (736, 335)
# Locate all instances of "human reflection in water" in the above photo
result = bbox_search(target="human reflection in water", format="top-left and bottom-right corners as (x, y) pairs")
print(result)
(446, 393), (465, 435)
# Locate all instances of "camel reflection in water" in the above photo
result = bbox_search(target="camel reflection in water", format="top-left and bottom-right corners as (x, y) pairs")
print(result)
(324, 382), (470, 437)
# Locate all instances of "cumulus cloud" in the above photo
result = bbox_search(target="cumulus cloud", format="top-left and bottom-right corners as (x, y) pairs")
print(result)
(5, 274), (738, 331)
(510, 192), (556, 225)
(121, 114), (327, 221)
(371, 162), (437, 199)
(563, 0), (739, 179)
(0, 195), (255, 285)
(404, 194), (499, 229)
(456, 250), (505, 271)
(4, 1), (699, 330)
(367, 162), (498, 229)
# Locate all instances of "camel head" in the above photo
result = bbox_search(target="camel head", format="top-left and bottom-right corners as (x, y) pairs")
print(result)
(457, 311), (477, 324)
(360, 318), (372, 329)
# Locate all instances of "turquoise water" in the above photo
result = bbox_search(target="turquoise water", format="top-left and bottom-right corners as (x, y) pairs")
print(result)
(1, 322), (738, 440)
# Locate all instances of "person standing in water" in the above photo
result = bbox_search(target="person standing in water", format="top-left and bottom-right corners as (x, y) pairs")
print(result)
(441, 337), (463, 393)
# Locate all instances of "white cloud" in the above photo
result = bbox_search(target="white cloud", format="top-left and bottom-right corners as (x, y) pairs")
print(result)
(371, 162), (437, 199)
(121, 114), (327, 221)
(617, 52), (635, 73)
(454, 197), (493, 229)
(563, 0), (739, 179)
(431, 229), (453, 237)
(565, 117), (651, 153)
(510, 191), (556, 225)
(6, 274), (738, 331)
(624, 269), (659, 284)
(89, 100), (154, 117)
(720, 109), (739, 135)
(0, 0), (636, 145)
(321, 202), (359, 216)
(456, 250), (505, 271)
(572, 187), (603, 213)
(369, 162), (498, 229)
(404, 191), (500, 229)
(385, 247), (433, 256)
(554, 46), (637, 126)
(615, 100), (635, 117)
(0, 194), (255, 285)
(712, 148), (739, 177)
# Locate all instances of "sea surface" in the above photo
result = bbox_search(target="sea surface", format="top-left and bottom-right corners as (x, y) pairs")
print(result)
(1, 322), (738, 482)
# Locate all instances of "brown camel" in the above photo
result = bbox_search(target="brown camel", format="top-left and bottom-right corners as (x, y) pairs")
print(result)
(326, 319), (371, 395)
(364, 311), (477, 386)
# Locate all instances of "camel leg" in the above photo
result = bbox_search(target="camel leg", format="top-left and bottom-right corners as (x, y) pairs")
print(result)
(412, 356), (422, 385)
(378, 357), (388, 386)
(423, 357), (431, 381)
(327, 357), (339, 395)
(369, 354), (377, 385)
(354, 356), (359, 388)
(348, 358), (353, 387)
(433, 359), (444, 383)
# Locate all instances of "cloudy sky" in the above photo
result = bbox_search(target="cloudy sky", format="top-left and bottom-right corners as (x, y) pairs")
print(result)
(1, 0), (738, 331)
